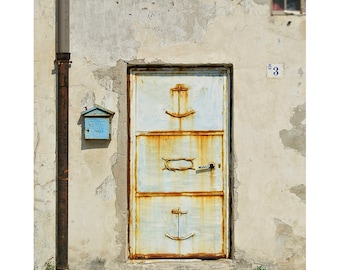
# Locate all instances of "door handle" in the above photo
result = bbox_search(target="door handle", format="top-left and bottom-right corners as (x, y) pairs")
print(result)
(196, 162), (215, 173)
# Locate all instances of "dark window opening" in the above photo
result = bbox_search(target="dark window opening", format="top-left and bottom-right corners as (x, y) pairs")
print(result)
(272, 0), (305, 15)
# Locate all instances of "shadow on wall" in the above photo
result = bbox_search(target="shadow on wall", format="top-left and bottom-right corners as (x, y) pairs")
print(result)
(77, 115), (111, 150)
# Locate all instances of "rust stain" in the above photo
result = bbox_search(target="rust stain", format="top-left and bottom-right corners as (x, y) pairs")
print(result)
(171, 208), (188, 215)
(129, 67), (230, 260)
(136, 191), (224, 197)
(130, 253), (226, 260)
(165, 232), (195, 241)
(137, 130), (224, 136)
(165, 84), (195, 125)
(138, 134), (222, 191)
(165, 110), (195, 118)
(162, 157), (195, 171)
(166, 208), (194, 241)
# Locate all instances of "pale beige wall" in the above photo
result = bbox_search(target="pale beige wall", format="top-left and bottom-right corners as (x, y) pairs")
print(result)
(34, 0), (305, 269)
(34, 0), (57, 269)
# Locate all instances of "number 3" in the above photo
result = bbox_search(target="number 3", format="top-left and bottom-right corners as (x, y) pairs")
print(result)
(273, 67), (279, 76)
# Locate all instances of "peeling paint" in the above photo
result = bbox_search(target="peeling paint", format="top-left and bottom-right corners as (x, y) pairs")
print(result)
(93, 67), (123, 93)
(174, 266), (196, 270)
(237, 0), (255, 13)
(231, 151), (240, 221)
(81, 92), (96, 110)
(139, 1), (217, 44)
(289, 184), (306, 203)
(233, 247), (255, 270)
(234, 258), (253, 269)
(95, 176), (116, 201)
(110, 152), (118, 166)
(35, 0), (306, 268)
(274, 219), (305, 269)
(98, 75), (114, 91)
(297, 68), (304, 77)
(111, 60), (129, 263)
(86, 257), (106, 270)
(34, 124), (40, 162)
(279, 103), (306, 157)
(71, 1), (220, 64)
(253, 0), (269, 5)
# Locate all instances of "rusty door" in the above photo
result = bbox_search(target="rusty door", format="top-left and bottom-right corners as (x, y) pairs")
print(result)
(129, 66), (230, 259)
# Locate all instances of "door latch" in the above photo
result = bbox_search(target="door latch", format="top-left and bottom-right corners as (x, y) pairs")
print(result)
(196, 162), (215, 173)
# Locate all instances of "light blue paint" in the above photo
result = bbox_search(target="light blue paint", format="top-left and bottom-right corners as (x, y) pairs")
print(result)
(82, 104), (115, 140)
(84, 117), (111, 139)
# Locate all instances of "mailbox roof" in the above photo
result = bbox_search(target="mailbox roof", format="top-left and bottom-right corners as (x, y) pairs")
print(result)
(81, 104), (115, 117)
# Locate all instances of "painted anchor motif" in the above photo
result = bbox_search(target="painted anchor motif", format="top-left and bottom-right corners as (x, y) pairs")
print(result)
(165, 84), (195, 118)
(165, 208), (195, 241)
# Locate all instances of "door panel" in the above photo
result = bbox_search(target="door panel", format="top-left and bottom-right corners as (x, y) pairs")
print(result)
(134, 71), (226, 131)
(129, 66), (230, 259)
(134, 196), (224, 257)
(136, 134), (224, 192)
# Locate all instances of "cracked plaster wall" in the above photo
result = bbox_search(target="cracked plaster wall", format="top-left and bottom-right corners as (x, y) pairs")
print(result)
(34, 0), (305, 269)
(34, 0), (57, 268)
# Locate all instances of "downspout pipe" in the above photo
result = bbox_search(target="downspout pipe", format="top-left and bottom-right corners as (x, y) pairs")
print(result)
(55, 0), (70, 269)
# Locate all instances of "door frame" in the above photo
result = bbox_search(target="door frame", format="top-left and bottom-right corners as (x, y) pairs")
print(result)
(126, 64), (234, 260)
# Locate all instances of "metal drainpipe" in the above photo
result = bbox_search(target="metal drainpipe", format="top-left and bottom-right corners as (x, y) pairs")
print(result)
(56, 0), (70, 269)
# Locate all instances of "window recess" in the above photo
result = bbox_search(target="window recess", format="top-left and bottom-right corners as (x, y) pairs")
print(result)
(272, 0), (306, 15)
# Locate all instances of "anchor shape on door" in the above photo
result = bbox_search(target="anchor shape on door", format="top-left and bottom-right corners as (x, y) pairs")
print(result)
(165, 84), (195, 118)
(165, 208), (195, 240)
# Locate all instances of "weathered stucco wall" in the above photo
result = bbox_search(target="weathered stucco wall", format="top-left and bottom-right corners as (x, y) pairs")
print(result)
(34, 0), (305, 269)
(34, 0), (57, 269)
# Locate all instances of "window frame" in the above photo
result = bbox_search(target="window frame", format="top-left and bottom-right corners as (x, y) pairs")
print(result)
(271, 0), (306, 16)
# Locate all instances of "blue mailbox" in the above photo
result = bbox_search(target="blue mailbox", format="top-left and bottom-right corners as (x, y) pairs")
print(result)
(82, 105), (115, 140)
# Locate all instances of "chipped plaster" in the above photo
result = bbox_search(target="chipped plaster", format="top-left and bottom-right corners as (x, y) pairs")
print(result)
(274, 219), (306, 269)
(280, 103), (306, 157)
(289, 184), (306, 204)
(35, 0), (306, 269)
